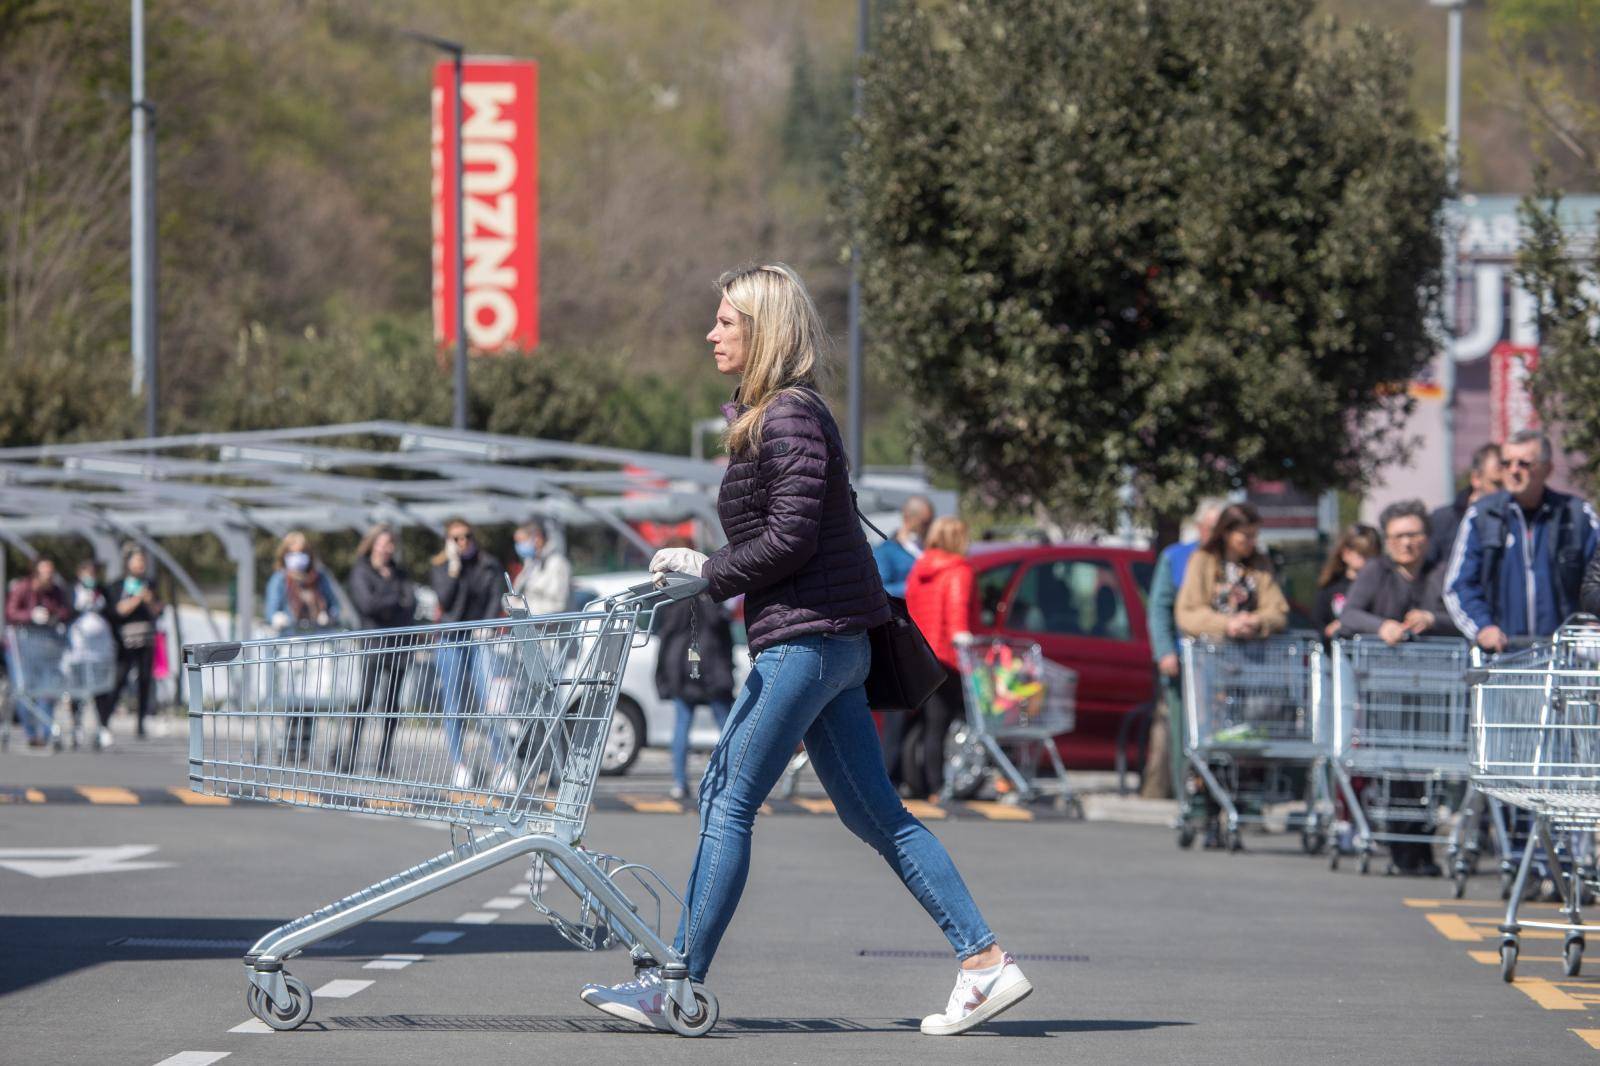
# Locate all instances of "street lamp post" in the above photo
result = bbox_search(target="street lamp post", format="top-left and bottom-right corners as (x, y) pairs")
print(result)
(407, 31), (469, 431)
(1432, 0), (1465, 496)
(130, 0), (158, 437)
(846, 0), (868, 475)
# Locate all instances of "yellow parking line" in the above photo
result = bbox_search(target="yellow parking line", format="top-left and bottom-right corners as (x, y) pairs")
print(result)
(1406, 897), (1563, 913)
(965, 801), (1033, 822)
(77, 786), (139, 805)
(903, 799), (947, 821)
(1514, 977), (1588, 1010)
(1470, 949), (1564, 965)
(620, 795), (683, 814)
(793, 798), (835, 815)
(1425, 914), (1481, 942)
(170, 788), (231, 805)
(1571, 1029), (1600, 1050)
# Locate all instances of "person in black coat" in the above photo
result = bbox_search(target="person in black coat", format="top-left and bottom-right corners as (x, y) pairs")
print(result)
(340, 524), (416, 774)
(429, 517), (511, 788)
(653, 571), (736, 799)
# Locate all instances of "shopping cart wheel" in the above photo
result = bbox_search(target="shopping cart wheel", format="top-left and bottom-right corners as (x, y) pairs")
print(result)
(1300, 829), (1327, 856)
(1177, 824), (1197, 850)
(1451, 869), (1468, 900)
(1499, 941), (1518, 983)
(246, 975), (313, 1031)
(1565, 937), (1585, 978)
(1227, 829), (1244, 853)
(1329, 849), (1341, 871)
(664, 985), (719, 1037)
(1359, 853), (1371, 876)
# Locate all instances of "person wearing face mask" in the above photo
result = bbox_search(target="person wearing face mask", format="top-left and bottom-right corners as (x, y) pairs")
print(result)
(106, 547), (164, 739)
(66, 559), (118, 750)
(264, 532), (339, 634)
(511, 520), (572, 617)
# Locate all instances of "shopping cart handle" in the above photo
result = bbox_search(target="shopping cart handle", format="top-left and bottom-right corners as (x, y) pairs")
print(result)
(185, 641), (242, 667)
(621, 571), (709, 604)
(1464, 669), (1488, 687)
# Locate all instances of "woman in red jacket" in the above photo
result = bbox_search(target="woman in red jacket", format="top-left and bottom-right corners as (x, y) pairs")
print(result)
(904, 517), (975, 799)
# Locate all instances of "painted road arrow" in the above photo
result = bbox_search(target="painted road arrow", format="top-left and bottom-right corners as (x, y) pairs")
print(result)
(0, 845), (172, 878)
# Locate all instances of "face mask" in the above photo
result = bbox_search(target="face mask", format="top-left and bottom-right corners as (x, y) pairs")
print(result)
(515, 540), (539, 560)
(284, 551), (311, 573)
(80, 576), (98, 589)
(459, 542), (478, 560)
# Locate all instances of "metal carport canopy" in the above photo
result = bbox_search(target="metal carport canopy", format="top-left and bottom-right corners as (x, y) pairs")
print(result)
(0, 421), (941, 637)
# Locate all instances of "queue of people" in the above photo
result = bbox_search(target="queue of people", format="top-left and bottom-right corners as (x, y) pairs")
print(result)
(4, 547), (165, 749)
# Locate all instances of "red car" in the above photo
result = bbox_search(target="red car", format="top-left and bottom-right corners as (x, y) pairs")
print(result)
(967, 542), (1157, 770)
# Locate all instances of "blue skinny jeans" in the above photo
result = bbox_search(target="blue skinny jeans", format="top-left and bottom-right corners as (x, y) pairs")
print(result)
(671, 697), (732, 792)
(672, 632), (995, 982)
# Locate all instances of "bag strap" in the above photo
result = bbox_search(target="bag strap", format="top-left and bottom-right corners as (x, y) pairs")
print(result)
(852, 490), (892, 542)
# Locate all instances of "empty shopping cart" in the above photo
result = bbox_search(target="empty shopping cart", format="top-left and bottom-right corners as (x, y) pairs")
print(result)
(185, 573), (722, 1036)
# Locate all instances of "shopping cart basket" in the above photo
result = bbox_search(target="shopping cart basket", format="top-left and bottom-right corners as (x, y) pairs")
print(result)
(1328, 636), (1476, 880)
(1179, 633), (1333, 852)
(1470, 622), (1600, 981)
(942, 637), (1078, 811)
(3, 623), (117, 750)
(185, 572), (722, 1036)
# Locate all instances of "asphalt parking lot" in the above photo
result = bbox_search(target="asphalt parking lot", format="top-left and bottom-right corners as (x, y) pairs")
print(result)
(3, 725), (1598, 1065)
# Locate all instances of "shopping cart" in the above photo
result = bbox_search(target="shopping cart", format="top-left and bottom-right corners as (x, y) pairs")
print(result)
(185, 573), (722, 1036)
(1328, 636), (1476, 880)
(1179, 633), (1333, 852)
(3, 623), (117, 751)
(1470, 622), (1600, 981)
(942, 636), (1078, 811)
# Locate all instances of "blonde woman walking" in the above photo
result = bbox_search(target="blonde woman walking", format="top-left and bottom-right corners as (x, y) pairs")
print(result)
(580, 264), (1031, 1036)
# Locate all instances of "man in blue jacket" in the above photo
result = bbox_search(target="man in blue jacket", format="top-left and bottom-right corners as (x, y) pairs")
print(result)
(1146, 499), (1222, 801)
(1443, 430), (1599, 651)
(872, 495), (933, 599)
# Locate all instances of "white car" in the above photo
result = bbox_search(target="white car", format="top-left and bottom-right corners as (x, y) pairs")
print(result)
(570, 572), (750, 775)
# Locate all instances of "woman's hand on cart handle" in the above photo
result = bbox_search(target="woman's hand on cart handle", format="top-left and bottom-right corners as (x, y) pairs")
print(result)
(650, 547), (707, 581)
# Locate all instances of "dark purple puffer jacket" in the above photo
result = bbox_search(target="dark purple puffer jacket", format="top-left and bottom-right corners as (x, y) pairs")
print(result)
(702, 388), (890, 655)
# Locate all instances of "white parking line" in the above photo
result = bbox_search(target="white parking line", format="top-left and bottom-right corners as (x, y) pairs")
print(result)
(413, 929), (464, 945)
(454, 911), (499, 925)
(227, 1020), (271, 1035)
(313, 979), (374, 999)
(483, 896), (526, 910)
(154, 1054), (231, 1066)
(365, 953), (424, 970)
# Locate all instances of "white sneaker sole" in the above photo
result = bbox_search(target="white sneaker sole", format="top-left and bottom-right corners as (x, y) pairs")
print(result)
(920, 975), (1034, 1036)
(579, 986), (672, 1032)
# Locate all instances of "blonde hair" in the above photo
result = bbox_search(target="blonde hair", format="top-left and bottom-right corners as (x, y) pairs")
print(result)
(356, 523), (395, 563)
(925, 516), (970, 556)
(718, 263), (833, 457)
(273, 530), (313, 572)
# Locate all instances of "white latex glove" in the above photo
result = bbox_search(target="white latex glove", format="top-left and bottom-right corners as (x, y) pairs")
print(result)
(271, 611), (291, 631)
(952, 631), (974, 647)
(30, 606), (50, 625)
(316, 611), (330, 627)
(445, 537), (462, 578)
(649, 547), (707, 579)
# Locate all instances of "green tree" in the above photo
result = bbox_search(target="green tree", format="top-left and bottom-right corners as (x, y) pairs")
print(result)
(1492, 0), (1600, 187)
(1516, 175), (1600, 487)
(849, 0), (1449, 530)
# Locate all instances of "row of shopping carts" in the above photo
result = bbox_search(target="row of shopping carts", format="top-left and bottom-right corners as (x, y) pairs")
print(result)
(1, 624), (118, 750)
(1179, 623), (1600, 983)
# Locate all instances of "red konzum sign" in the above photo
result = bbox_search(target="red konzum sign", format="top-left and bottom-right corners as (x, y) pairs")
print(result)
(432, 59), (539, 352)
(1490, 341), (1539, 443)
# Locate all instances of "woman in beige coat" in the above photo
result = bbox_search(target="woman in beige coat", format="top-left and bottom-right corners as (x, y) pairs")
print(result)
(1175, 503), (1289, 641)
(1174, 502), (1290, 847)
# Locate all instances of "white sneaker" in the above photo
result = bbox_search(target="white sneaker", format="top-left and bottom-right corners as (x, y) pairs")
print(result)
(452, 765), (473, 790)
(96, 728), (114, 750)
(920, 953), (1033, 1036)
(579, 967), (672, 1032)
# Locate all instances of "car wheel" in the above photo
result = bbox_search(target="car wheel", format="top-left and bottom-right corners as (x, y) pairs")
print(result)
(600, 698), (645, 776)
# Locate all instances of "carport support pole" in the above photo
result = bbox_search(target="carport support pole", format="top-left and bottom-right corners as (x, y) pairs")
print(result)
(218, 528), (255, 642)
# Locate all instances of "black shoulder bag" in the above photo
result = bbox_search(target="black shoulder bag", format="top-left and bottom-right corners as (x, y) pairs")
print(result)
(853, 497), (947, 712)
